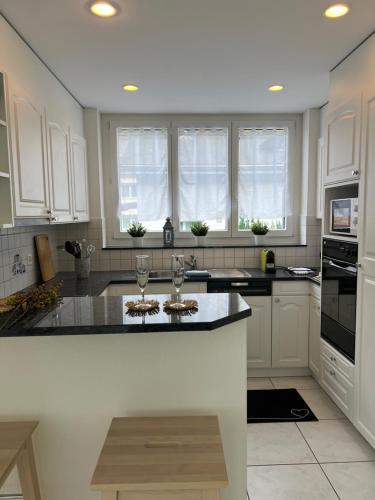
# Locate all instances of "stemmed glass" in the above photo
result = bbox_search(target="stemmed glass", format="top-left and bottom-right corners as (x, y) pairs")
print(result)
(136, 255), (150, 300)
(171, 254), (185, 300)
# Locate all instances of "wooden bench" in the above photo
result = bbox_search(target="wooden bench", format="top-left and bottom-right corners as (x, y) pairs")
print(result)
(91, 416), (228, 500)
(0, 421), (41, 500)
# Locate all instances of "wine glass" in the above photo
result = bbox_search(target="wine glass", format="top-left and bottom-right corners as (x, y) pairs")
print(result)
(171, 254), (185, 300)
(136, 255), (150, 300)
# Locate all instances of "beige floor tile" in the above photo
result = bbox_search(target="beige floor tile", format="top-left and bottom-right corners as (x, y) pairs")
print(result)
(298, 389), (345, 420)
(322, 462), (375, 500)
(271, 376), (319, 390)
(247, 378), (274, 390)
(247, 422), (316, 465)
(298, 420), (375, 463)
(247, 464), (337, 500)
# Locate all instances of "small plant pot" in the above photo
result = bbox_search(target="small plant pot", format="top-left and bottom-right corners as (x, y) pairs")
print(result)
(75, 257), (91, 280)
(196, 235), (207, 247)
(132, 237), (143, 247)
(254, 234), (266, 246)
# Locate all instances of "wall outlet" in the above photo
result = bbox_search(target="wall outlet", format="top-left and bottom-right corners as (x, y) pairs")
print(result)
(27, 254), (33, 265)
(12, 254), (26, 276)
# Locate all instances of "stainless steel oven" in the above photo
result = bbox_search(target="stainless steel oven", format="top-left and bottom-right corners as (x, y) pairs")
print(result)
(321, 238), (358, 362)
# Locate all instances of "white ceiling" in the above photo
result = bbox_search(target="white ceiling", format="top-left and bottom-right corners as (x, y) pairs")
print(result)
(1, 0), (374, 113)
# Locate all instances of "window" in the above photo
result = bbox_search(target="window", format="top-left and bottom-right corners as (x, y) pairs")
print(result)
(116, 127), (169, 232)
(177, 127), (229, 231)
(237, 127), (290, 231)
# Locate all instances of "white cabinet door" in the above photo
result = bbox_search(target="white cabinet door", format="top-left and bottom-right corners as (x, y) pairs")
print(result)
(10, 84), (49, 217)
(70, 132), (89, 222)
(272, 295), (309, 368)
(355, 274), (375, 447)
(244, 296), (272, 369)
(324, 96), (361, 185)
(47, 120), (73, 223)
(316, 137), (324, 219)
(309, 295), (321, 380)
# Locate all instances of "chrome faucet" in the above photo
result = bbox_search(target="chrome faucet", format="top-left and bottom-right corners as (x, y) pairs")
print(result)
(185, 255), (197, 270)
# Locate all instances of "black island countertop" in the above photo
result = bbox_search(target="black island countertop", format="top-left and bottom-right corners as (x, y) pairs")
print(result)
(4, 293), (251, 336)
(54, 268), (319, 297)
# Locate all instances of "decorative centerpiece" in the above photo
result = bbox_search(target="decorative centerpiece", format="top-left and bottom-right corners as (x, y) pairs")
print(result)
(127, 222), (147, 247)
(250, 220), (269, 246)
(163, 217), (174, 247)
(190, 221), (209, 246)
(163, 299), (198, 312)
(125, 299), (160, 314)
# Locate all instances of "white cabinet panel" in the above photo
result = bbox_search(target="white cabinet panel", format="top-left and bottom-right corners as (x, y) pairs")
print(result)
(316, 137), (324, 219)
(47, 121), (72, 222)
(10, 85), (49, 216)
(321, 356), (354, 420)
(71, 132), (89, 222)
(309, 295), (321, 380)
(359, 92), (375, 277)
(272, 295), (309, 368)
(324, 97), (361, 185)
(355, 275), (375, 447)
(244, 296), (272, 369)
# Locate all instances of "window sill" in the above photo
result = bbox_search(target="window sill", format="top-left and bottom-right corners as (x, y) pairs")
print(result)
(102, 244), (308, 250)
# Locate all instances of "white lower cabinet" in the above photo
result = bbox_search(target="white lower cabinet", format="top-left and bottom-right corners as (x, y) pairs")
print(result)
(309, 295), (321, 380)
(244, 296), (272, 369)
(272, 295), (310, 368)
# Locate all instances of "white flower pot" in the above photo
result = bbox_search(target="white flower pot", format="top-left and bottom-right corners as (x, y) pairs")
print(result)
(254, 234), (266, 246)
(196, 235), (207, 247)
(132, 237), (144, 247)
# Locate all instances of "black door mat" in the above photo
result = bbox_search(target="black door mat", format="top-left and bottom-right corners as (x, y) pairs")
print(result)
(247, 388), (318, 423)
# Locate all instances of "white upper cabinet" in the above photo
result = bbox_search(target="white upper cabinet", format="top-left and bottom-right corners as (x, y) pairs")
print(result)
(324, 96), (362, 185)
(70, 132), (89, 222)
(46, 119), (73, 223)
(272, 295), (309, 368)
(9, 83), (49, 217)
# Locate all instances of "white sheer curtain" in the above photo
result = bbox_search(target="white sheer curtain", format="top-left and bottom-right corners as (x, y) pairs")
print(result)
(238, 127), (291, 226)
(116, 127), (169, 231)
(178, 128), (229, 230)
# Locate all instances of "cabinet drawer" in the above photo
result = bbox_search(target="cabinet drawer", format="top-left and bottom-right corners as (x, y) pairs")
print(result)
(321, 339), (354, 382)
(321, 356), (354, 420)
(272, 281), (310, 296)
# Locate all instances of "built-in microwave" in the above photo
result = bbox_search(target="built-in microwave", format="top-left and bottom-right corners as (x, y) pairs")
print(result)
(330, 198), (358, 236)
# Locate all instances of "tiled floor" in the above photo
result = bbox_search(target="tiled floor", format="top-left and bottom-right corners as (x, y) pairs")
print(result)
(247, 376), (375, 499)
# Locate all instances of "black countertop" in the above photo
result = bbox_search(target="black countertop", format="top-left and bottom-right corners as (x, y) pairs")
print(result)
(54, 268), (319, 297)
(5, 293), (251, 336)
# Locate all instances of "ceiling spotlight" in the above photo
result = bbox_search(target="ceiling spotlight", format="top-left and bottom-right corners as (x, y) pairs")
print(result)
(324, 4), (350, 18)
(122, 84), (139, 92)
(268, 84), (285, 92)
(89, 1), (119, 17)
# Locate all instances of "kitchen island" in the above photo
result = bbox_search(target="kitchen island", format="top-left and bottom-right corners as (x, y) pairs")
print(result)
(0, 293), (250, 500)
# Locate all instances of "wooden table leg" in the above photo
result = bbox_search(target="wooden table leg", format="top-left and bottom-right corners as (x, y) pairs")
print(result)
(16, 436), (41, 500)
(102, 492), (118, 500)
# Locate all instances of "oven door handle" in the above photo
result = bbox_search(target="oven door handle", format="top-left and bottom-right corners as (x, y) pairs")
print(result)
(327, 259), (357, 274)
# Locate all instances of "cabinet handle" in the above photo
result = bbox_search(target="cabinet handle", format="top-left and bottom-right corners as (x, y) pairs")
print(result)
(274, 298), (280, 303)
(329, 370), (336, 377)
(73, 216), (78, 221)
(352, 169), (360, 177)
(330, 356), (336, 363)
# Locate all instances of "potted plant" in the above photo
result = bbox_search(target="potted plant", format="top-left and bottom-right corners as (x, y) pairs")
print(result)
(250, 220), (269, 246)
(127, 222), (147, 247)
(190, 221), (209, 246)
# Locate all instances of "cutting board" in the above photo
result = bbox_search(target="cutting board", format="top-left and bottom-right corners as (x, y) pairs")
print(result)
(35, 234), (55, 282)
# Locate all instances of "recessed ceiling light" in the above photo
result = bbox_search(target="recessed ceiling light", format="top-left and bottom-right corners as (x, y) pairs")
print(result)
(122, 84), (139, 92)
(268, 84), (285, 92)
(89, 1), (119, 17)
(324, 3), (350, 18)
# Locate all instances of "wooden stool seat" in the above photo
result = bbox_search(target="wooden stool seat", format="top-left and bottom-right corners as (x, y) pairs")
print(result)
(91, 416), (228, 500)
(0, 421), (41, 500)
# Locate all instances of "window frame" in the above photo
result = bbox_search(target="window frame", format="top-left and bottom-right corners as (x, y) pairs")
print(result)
(171, 119), (232, 240)
(107, 118), (172, 241)
(231, 120), (297, 239)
